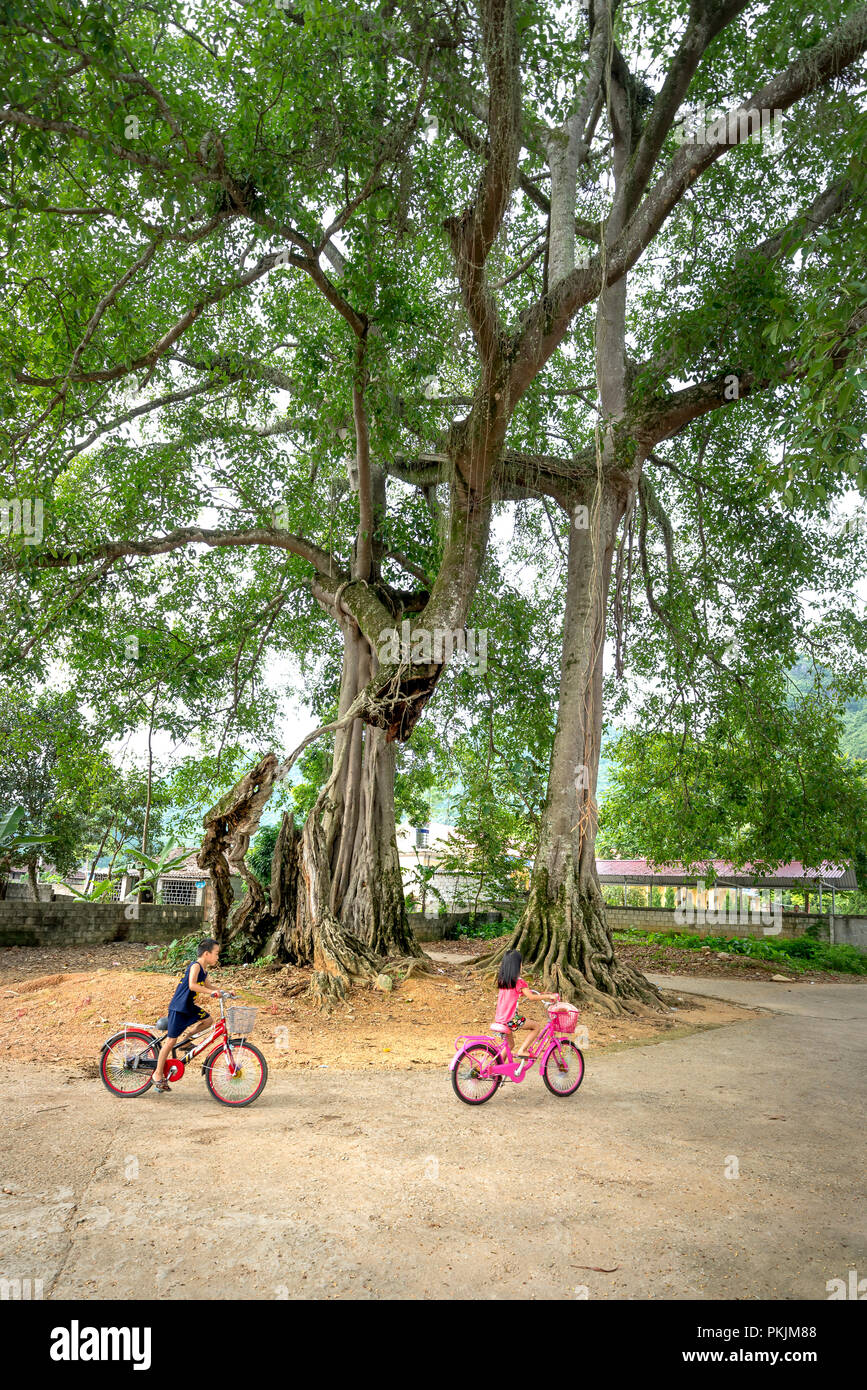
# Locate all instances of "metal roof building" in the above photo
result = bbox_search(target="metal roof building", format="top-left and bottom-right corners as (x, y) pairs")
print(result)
(596, 858), (856, 890)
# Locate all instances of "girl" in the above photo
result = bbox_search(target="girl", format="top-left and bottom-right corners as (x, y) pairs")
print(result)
(494, 949), (558, 1058)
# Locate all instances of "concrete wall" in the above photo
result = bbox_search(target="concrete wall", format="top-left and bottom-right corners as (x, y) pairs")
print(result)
(4, 897), (863, 953)
(2, 882), (54, 902)
(603, 903), (867, 951)
(830, 916), (867, 952)
(408, 908), (515, 941)
(1, 900), (501, 949)
(0, 899), (204, 947)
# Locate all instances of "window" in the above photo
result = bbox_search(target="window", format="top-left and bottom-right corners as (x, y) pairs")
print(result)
(93, 874), (120, 902)
(161, 879), (196, 905)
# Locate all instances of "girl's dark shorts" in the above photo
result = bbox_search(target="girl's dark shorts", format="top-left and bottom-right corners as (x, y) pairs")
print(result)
(506, 1012), (526, 1030)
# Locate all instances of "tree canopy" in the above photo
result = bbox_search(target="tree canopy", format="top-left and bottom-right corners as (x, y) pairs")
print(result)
(2, 0), (867, 1000)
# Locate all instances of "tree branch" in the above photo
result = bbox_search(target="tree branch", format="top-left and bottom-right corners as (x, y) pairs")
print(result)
(443, 0), (521, 363)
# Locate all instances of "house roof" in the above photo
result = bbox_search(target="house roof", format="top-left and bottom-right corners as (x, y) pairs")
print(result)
(156, 849), (207, 880)
(42, 849), (208, 883)
(596, 858), (857, 890)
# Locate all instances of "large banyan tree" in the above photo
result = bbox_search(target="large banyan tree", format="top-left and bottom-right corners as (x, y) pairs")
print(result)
(2, 0), (867, 1005)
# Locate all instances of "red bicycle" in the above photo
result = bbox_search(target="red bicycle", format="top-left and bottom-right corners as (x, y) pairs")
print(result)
(100, 991), (268, 1107)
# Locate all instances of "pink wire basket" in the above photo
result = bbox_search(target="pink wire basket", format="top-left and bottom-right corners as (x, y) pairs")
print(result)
(549, 1005), (580, 1034)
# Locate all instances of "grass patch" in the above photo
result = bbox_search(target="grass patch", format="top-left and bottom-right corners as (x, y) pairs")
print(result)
(612, 929), (867, 975)
(453, 914), (520, 941)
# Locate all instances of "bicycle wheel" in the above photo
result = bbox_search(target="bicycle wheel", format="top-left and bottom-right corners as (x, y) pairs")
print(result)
(451, 1043), (502, 1105)
(100, 1030), (158, 1097)
(204, 1041), (268, 1107)
(542, 1040), (584, 1097)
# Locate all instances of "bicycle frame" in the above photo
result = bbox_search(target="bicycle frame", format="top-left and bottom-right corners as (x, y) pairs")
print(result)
(449, 1016), (566, 1084)
(123, 996), (238, 1081)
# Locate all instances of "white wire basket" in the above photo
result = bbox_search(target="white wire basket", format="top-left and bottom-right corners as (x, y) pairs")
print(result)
(226, 1005), (258, 1036)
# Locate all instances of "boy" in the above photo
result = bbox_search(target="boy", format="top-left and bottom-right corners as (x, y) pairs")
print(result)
(153, 938), (223, 1094)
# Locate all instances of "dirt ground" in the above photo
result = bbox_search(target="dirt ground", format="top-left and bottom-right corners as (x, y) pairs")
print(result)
(0, 941), (765, 1075)
(1, 972), (864, 1300)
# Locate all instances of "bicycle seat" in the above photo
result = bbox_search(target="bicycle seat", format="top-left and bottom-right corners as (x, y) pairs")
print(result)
(490, 1022), (508, 1034)
(156, 1017), (169, 1031)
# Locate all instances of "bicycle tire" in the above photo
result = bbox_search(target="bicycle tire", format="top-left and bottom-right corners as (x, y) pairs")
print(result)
(542, 1040), (584, 1097)
(204, 1040), (268, 1107)
(100, 1029), (158, 1098)
(451, 1043), (503, 1105)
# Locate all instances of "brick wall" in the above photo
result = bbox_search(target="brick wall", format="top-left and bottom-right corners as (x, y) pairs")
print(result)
(0, 899), (204, 947)
(408, 908), (512, 942)
(4, 897), (863, 953)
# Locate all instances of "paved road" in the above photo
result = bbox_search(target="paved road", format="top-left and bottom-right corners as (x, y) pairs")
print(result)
(1, 975), (864, 1300)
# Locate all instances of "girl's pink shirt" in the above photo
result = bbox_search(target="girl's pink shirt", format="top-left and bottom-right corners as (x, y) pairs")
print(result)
(494, 977), (529, 1025)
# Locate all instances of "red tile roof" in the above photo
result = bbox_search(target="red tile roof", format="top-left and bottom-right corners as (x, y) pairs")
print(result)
(596, 858), (855, 888)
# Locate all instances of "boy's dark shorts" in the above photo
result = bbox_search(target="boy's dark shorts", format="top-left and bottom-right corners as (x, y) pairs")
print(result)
(167, 1003), (210, 1039)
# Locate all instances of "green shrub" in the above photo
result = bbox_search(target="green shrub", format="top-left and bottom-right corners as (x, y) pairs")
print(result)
(142, 931), (252, 971)
(455, 916), (516, 940)
(611, 929), (866, 974)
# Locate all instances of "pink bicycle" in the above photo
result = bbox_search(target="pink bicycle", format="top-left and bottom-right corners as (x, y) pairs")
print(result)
(449, 994), (585, 1105)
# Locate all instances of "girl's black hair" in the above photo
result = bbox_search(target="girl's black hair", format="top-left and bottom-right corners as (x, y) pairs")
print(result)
(497, 949), (523, 990)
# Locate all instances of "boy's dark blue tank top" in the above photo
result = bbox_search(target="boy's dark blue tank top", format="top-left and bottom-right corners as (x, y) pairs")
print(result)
(169, 960), (207, 1014)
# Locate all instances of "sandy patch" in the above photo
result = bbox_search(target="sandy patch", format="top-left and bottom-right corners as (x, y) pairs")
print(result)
(0, 952), (758, 1076)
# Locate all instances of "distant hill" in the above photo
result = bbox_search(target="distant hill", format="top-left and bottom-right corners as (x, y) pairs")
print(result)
(789, 657), (867, 762)
(843, 699), (867, 760)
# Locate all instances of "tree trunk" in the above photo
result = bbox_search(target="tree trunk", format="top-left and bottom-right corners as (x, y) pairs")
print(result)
(138, 689), (157, 909)
(209, 623), (426, 1001)
(333, 724), (415, 956)
(494, 474), (663, 1013)
(492, 164), (663, 1012)
(324, 624), (417, 956)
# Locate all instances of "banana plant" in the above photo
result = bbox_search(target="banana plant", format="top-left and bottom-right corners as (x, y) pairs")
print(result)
(0, 806), (58, 898)
(0, 806), (55, 855)
(44, 845), (194, 902)
(58, 875), (121, 902)
(123, 846), (195, 900)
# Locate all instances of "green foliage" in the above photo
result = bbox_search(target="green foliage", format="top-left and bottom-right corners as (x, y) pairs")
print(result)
(403, 856), (447, 916)
(602, 408), (867, 874)
(842, 699), (867, 760)
(61, 876), (120, 903)
(143, 930), (250, 972)
(600, 664), (867, 875)
(128, 846), (192, 897)
(290, 739), (333, 823)
(247, 822), (282, 890)
(0, 687), (100, 876)
(613, 929), (867, 975)
(0, 805), (53, 854)
(142, 933), (203, 973)
(84, 765), (172, 876)
(455, 912), (521, 941)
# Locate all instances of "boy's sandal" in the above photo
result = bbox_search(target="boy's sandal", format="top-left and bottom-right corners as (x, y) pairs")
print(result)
(153, 1079), (172, 1093)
